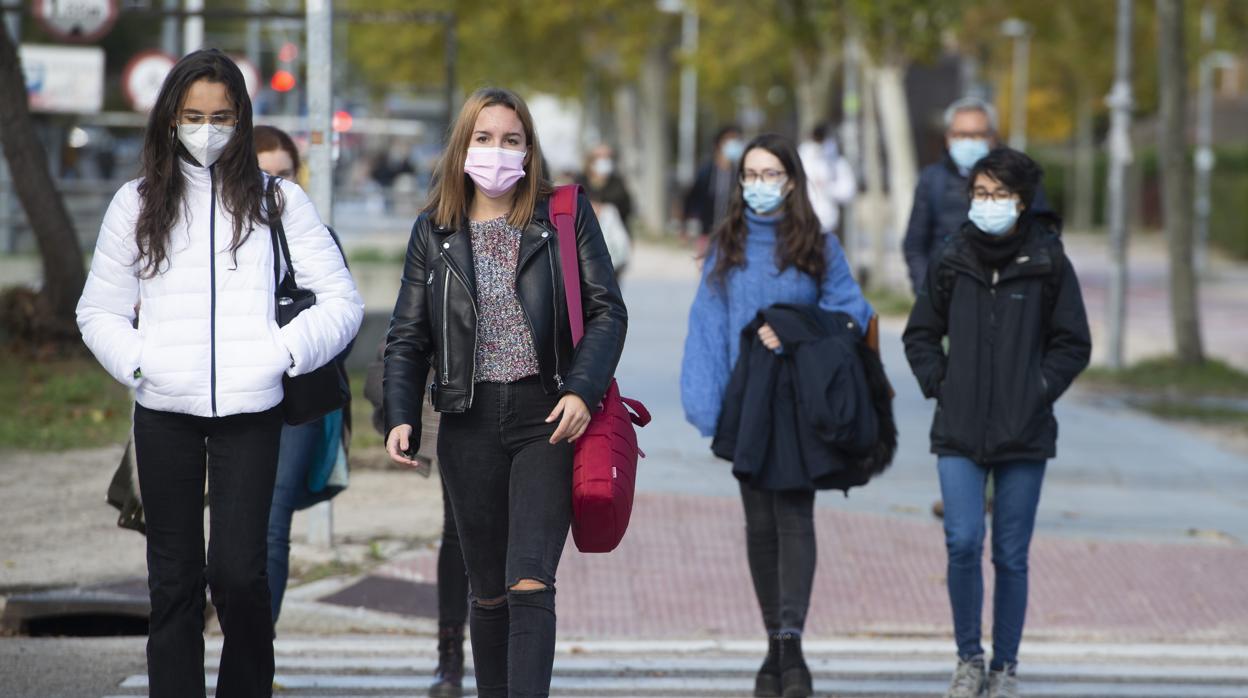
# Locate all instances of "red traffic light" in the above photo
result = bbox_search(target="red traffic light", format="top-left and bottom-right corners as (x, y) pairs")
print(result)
(332, 110), (354, 133)
(270, 70), (296, 93)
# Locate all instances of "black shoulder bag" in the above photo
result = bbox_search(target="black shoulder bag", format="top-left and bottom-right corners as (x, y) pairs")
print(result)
(267, 177), (352, 425)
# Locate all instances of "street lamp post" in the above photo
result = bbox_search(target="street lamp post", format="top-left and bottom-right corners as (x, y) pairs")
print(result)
(1194, 50), (1236, 272)
(1001, 18), (1031, 151)
(658, 0), (698, 189)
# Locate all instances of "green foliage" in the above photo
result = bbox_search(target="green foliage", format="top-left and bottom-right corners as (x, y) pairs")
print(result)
(1081, 356), (1248, 396)
(0, 348), (132, 451)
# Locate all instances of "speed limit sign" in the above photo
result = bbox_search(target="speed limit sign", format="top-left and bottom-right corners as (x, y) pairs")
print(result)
(32, 0), (119, 44)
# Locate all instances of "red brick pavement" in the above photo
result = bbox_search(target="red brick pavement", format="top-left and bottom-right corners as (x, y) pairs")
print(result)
(376, 492), (1248, 642)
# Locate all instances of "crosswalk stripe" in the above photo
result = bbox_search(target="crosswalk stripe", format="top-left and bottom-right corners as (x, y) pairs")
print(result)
(106, 639), (1248, 698)
(193, 655), (1248, 682)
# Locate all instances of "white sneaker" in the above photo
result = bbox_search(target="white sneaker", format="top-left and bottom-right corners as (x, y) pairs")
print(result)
(945, 655), (987, 698)
(987, 664), (1019, 698)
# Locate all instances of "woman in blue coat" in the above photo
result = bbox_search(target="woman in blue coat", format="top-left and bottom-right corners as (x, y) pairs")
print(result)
(680, 133), (872, 698)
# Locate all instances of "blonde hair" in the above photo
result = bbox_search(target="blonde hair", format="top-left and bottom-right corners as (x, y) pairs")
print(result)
(426, 87), (551, 229)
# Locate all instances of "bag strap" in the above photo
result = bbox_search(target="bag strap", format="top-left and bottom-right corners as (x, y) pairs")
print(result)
(551, 184), (584, 346)
(266, 176), (297, 286)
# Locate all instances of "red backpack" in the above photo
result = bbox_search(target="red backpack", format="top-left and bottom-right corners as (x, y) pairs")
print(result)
(551, 185), (650, 553)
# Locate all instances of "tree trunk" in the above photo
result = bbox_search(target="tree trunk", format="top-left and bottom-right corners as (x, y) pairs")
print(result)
(792, 45), (839, 140)
(875, 61), (917, 290)
(0, 26), (85, 342)
(636, 40), (671, 237)
(1072, 89), (1096, 231)
(1156, 0), (1204, 364)
(859, 64), (888, 291)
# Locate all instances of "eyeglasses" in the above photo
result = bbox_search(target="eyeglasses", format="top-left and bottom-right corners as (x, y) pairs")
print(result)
(971, 188), (1018, 203)
(179, 111), (238, 129)
(740, 169), (787, 186)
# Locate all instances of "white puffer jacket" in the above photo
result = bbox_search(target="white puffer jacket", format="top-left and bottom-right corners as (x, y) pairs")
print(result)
(77, 162), (364, 418)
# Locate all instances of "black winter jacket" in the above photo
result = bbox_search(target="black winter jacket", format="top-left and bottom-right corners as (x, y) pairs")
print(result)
(902, 154), (1051, 293)
(382, 191), (627, 443)
(902, 214), (1091, 464)
(713, 305), (896, 493)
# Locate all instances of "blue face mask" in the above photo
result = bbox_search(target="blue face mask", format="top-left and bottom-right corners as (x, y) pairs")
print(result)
(743, 181), (787, 214)
(948, 138), (990, 172)
(968, 198), (1020, 236)
(721, 138), (746, 163)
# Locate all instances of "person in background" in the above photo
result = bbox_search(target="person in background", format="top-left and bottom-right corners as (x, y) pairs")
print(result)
(903, 148), (1090, 698)
(681, 134), (874, 698)
(253, 125), (354, 629)
(578, 145), (634, 277)
(902, 97), (1050, 295)
(684, 124), (745, 241)
(797, 123), (856, 236)
(76, 50), (363, 697)
(577, 144), (634, 226)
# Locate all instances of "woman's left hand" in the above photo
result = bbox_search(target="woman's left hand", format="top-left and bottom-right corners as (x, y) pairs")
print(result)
(547, 393), (591, 444)
(758, 323), (782, 351)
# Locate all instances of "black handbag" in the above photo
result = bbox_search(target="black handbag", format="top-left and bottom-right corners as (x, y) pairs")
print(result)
(267, 177), (352, 425)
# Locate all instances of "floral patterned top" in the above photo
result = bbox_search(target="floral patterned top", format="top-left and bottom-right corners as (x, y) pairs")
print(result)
(469, 216), (541, 383)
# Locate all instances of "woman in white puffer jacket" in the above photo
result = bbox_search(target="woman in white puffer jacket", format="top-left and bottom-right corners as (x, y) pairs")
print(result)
(76, 49), (363, 698)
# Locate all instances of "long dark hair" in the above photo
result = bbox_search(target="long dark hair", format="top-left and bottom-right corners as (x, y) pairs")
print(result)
(134, 49), (271, 277)
(709, 133), (825, 286)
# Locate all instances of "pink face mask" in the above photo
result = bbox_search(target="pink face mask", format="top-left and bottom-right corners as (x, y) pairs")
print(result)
(464, 146), (527, 198)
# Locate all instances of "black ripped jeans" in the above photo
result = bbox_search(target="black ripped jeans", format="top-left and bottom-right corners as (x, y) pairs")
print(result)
(436, 377), (573, 697)
(739, 482), (817, 635)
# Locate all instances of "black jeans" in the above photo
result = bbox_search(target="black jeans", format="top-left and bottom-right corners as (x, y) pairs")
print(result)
(438, 475), (469, 629)
(437, 377), (573, 698)
(132, 403), (282, 698)
(739, 482), (817, 634)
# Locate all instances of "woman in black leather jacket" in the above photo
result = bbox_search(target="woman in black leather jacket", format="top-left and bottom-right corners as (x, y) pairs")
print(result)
(382, 87), (626, 697)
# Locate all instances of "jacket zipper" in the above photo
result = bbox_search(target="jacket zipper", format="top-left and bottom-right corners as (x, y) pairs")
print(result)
(441, 266), (451, 384)
(546, 243), (564, 389)
(979, 267), (1001, 460)
(208, 166), (218, 417)
(440, 251), (478, 404)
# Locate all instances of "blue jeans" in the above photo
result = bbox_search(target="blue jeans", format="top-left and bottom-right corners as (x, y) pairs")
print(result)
(937, 455), (1046, 670)
(266, 418), (325, 623)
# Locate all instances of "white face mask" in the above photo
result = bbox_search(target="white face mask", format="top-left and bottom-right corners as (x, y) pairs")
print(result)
(178, 124), (234, 168)
(968, 198), (1020, 236)
(591, 157), (614, 178)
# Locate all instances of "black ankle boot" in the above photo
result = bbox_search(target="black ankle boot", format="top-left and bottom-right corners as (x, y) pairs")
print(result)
(429, 624), (465, 697)
(754, 633), (782, 697)
(779, 632), (812, 698)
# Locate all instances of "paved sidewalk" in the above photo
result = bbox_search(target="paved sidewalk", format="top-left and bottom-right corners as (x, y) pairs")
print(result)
(364, 491), (1248, 642)
(1062, 232), (1248, 370)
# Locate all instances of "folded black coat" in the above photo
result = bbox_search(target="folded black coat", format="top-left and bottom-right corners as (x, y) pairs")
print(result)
(712, 304), (897, 493)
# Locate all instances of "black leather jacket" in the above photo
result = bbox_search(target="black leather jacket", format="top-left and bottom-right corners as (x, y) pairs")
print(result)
(383, 190), (627, 440)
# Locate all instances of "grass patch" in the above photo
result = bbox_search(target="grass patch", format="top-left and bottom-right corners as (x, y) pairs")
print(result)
(294, 558), (363, 583)
(1138, 400), (1248, 425)
(866, 286), (914, 318)
(348, 369), (384, 451)
(0, 348), (132, 451)
(346, 247), (406, 265)
(1080, 356), (1248, 397)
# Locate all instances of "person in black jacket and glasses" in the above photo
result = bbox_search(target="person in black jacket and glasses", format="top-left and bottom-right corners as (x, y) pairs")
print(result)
(382, 87), (627, 698)
(903, 148), (1091, 698)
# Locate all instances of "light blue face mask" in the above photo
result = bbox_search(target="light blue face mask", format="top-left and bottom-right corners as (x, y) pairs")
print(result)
(722, 138), (746, 163)
(948, 138), (990, 172)
(743, 181), (787, 214)
(968, 198), (1020, 236)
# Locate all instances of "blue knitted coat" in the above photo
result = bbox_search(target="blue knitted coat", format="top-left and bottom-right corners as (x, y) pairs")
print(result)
(680, 209), (874, 437)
